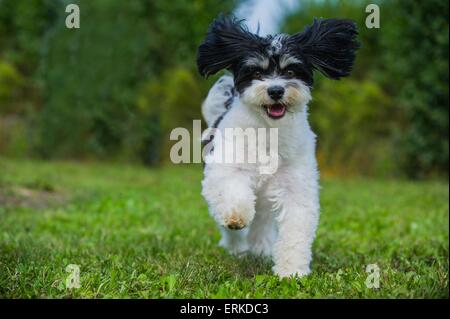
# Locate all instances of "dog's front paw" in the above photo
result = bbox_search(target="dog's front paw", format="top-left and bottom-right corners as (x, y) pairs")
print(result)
(273, 265), (311, 278)
(223, 209), (248, 230)
(217, 202), (255, 230)
(215, 197), (255, 230)
(202, 173), (256, 230)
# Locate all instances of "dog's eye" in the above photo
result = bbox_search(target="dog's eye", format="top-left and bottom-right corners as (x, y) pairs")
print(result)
(253, 71), (262, 80)
(285, 70), (296, 77)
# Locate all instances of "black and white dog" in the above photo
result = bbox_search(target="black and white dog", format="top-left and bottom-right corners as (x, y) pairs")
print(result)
(197, 14), (358, 277)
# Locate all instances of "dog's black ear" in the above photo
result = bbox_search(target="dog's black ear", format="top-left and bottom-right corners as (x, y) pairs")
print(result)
(197, 13), (266, 78)
(288, 18), (360, 79)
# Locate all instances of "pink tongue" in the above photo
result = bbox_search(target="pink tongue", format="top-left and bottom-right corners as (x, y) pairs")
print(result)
(268, 104), (286, 117)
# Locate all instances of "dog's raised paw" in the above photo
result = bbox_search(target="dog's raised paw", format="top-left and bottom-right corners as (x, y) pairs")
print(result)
(224, 210), (247, 230)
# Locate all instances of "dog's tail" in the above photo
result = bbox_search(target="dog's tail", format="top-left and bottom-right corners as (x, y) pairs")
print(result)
(201, 75), (236, 128)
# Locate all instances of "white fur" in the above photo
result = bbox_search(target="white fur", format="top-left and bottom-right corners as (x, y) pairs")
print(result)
(279, 54), (303, 69)
(201, 75), (234, 127)
(201, 75), (320, 278)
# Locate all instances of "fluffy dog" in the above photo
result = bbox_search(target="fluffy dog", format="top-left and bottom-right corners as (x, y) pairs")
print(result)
(197, 14), (359, 277)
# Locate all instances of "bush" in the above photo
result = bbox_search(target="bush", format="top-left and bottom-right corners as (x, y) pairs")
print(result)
(381, 0), (449, 178)
(136, 67), (206, 162)
(0, 60), (24, 114)
(14, 0), (233, 163)
(311, 78), (394, 176)
(34, 0), (152, 159)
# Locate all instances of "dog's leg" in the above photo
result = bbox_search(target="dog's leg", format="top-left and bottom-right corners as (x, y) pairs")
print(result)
(202, 165), (256, 255)
(269, 164), (320, 278)
(247, 196), (277, 257)
(202, 165), (256, 231)
(219, 227), (249, 255)
(201, 75), (235, 127)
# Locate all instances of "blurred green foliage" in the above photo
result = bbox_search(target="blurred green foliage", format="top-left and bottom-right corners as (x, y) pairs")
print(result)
(0, 0), (448, 178)
(312, 79), (393, 176)
(381, 0), (449, 178)
(0, 0), (234, 163)
(35, 0), (152, 159)
(0, 60), (23, 112)
(283, 0), (448, 178)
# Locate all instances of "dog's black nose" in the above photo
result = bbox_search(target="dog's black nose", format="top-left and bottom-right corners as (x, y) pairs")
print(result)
(267, 86), (285, 100)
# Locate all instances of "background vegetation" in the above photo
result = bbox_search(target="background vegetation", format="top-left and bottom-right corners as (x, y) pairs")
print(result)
(0, 0), (448, 299)
(0, 0), (448, 178)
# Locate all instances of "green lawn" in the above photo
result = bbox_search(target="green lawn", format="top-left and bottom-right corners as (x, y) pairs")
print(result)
(0, 158), (448, 298)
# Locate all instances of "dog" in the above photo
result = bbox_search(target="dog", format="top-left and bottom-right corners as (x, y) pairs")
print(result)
(196, 14), (359, 277)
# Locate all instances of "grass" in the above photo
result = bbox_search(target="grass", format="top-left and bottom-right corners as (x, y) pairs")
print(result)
(0, 157), (448, 298)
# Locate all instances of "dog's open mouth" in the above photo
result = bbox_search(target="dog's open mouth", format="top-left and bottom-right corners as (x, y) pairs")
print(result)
(264, 103), (286, 119)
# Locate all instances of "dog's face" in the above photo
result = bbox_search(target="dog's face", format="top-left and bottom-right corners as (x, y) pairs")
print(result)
(235, 42), (313, 120)
(197, 14), (359, 120)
